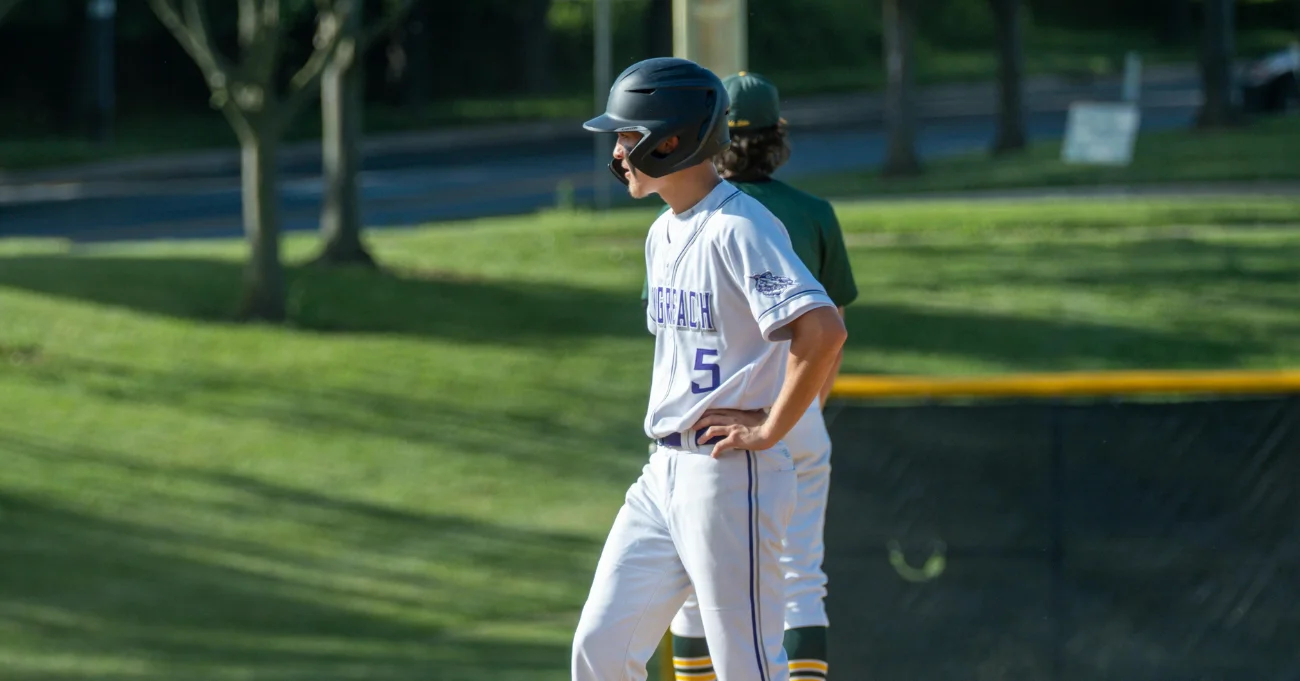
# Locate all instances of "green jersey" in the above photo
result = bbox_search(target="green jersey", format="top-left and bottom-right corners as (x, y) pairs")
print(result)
(641, 178), (858, 308)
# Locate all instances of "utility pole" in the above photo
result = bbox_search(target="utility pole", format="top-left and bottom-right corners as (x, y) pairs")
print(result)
(673, 0), (747, 77)
(86, 0), (116, 142)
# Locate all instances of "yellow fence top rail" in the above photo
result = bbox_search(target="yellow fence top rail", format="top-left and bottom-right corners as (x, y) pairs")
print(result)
(831, 369), (1300, 400)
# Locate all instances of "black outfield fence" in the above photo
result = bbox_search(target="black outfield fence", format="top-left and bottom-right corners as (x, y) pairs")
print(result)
(823, 371), (1300, 681)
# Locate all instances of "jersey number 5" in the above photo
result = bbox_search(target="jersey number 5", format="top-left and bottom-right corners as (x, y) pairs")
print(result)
(691, 348), (720, 394)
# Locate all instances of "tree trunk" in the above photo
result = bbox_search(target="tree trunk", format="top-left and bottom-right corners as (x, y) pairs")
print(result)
(989, 0), (1026, 154)
(147, 0), (347, 325)
(1197, 0), (1238, 128)
(82, 0), (116, 143)
(239, 127), (287, 321)
(646, 0), (673, 58)
(313, 10), (375, 268)
(882, 0), (922, 176)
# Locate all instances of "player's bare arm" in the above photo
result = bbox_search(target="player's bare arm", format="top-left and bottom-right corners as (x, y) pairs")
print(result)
(697, 304), (847, 456)
(818, 306), (847, 409)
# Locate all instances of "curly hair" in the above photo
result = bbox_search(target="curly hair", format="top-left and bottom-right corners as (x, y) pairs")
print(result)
(713, 123), (792, 182)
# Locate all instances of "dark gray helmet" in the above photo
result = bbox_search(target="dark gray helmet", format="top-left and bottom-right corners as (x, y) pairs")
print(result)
(584, 57), (731, 185)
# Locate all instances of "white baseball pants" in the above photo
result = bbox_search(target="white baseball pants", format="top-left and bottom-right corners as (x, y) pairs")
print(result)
(572, 440), (797, 681)
(671, 403), (833, 637)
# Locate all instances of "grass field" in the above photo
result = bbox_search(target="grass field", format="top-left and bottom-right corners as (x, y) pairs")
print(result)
(795, 114), (1300, 198)
(1, 196), (1299, 679)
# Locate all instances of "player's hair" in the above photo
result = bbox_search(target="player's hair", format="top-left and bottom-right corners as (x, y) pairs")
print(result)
(713, 123), (791, 182)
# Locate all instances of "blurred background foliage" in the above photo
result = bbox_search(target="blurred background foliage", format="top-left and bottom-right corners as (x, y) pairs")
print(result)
(1, 0), (1295, 142)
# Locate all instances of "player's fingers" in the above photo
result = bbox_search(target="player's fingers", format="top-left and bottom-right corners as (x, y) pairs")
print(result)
(700, 408), (765, 428)
(702, 424), (732, 441)
(693, 414), (736, 430)
(692, 415), (721, 430)
(710, 434), (738, 458)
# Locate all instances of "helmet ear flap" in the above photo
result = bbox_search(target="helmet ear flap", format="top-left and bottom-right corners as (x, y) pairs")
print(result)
(629, 130), (661, 166)
(649, 137), (673, 160)
(698, 91), (718, 141)
(635, 130), (677, 164)
(608, 160), (629, 185)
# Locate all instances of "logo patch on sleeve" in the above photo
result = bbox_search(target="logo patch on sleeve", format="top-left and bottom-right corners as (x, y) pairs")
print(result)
(750, 271), (796, 297)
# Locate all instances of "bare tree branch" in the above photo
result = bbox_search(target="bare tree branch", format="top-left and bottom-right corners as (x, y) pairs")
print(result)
(149, 0), (196, 51)
(280, 7), (347, 116)
(237, 0), (259, 49)
(181, 0), (226, 72)
(238, 0), (284, 89)
(148, 0), (233, 96)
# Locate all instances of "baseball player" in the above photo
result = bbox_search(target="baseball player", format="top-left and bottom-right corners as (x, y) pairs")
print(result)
(647, 71), (856, 681)
(572, 57), (848, 681)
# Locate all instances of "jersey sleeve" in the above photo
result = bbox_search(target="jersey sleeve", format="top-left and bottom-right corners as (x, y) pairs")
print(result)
(816, 202), (859, 308)
(719, 217), (836, 342)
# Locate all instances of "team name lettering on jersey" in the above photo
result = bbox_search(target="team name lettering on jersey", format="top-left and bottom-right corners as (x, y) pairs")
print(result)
(642, 182), (836, 439)
(651, 286), (716, 332)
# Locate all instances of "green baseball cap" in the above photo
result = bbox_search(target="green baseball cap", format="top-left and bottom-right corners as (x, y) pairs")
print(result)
(722, 71), (786, 130)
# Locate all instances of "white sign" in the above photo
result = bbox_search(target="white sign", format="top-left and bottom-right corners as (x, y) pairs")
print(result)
(1121, 51), (1142, 103)
(1061, 102), (1142, 167)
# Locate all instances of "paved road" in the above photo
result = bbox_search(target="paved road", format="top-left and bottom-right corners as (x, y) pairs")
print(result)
(0, 89), (1201, 243)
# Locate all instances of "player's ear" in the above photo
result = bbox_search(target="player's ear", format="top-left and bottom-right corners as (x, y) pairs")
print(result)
(656, 136), (680, 155)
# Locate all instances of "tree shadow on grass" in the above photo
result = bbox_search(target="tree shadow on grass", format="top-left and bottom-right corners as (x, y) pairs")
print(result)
(840, 237), (1297, 370)
(0, 255), (646, 344)
(921, 240), (1300, 291)
(843, 301), (1264, 371)
(0, 430), (597, 681)
(11, 356), (648, 487)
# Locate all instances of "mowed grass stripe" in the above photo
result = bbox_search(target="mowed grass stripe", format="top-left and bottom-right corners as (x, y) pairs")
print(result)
(0, 195), (1297, 679)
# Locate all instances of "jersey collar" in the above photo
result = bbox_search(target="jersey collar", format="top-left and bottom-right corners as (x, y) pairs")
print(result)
(666, 180), (738, 222)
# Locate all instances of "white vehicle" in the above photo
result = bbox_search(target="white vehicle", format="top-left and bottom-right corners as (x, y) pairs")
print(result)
(1240, 42), (1300, 114)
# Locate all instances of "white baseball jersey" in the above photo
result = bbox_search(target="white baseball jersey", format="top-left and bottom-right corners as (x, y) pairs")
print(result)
(642, 180), (836, 439)
(574, 179), (830, 681)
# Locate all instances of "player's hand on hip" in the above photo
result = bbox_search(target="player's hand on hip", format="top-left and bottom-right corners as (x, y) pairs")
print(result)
(693, 408), (767, 430)
(694, 409), (776, 458)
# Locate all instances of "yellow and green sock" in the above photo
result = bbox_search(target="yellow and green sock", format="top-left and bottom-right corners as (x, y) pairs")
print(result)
(670, 626), (828, 681)
(671, 634), (715, 681)
(784, 626), (829, 680)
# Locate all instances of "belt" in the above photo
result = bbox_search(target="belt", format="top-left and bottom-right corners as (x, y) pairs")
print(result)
(655, 430), (724, 449)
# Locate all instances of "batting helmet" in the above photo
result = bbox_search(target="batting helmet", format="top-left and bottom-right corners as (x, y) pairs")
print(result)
(583, 57), (731, 185)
